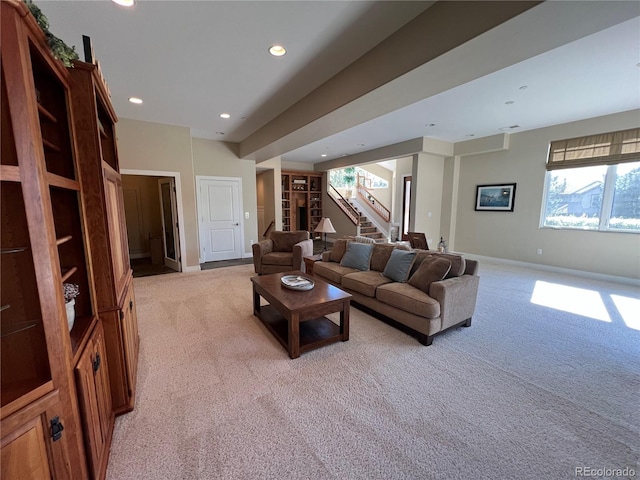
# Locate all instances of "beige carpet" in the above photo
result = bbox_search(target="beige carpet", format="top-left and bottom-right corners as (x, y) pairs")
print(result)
(106, 262), (639, 480)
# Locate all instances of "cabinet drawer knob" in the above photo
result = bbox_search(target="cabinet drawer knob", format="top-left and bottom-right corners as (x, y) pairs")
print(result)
(93, 353), (101, 373)
(50, 416), (64, 441)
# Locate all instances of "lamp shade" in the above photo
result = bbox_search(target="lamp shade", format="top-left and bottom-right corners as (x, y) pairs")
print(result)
(314, 217), (336, 234)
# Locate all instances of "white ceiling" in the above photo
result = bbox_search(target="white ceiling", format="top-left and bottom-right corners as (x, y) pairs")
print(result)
(39, 1), (640, 166)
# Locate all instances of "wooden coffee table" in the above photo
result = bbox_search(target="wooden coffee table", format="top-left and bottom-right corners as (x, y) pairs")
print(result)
(251, 271), (351, 358)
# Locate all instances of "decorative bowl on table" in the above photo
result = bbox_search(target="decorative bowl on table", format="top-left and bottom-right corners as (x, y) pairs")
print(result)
(281, 275), (315, 291)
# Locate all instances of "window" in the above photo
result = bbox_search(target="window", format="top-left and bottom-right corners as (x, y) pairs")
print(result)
(542, 128), (640, 233)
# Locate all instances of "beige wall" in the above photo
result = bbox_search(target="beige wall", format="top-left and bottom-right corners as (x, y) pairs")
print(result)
(256, 170), (276, 238)
(121, 175), (163, 256)
(116, 118), (200, 268)
(191, 138), (258, 253)
(453, 109), (640, 280)
(392, 156), (412, 238)
(412, 153), (444, 247)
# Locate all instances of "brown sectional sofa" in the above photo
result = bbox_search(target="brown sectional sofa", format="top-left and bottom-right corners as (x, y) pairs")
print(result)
(313, 241), (480, 346)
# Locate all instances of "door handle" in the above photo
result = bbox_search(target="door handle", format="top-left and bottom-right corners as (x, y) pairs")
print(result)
(234, 223), (239, 226)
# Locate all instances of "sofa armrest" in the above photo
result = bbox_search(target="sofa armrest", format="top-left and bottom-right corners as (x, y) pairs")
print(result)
(429, 274), (480, 330)
(292, 239), (314, 272)
(252, 239), (273, 274)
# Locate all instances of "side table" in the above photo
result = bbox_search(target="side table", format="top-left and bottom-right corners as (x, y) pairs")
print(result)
(303, 254), (323, 275)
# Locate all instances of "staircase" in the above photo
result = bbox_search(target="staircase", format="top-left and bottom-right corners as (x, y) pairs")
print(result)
(341, 199), (386, 241)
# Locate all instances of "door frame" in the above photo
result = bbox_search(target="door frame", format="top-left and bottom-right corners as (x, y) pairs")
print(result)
(158, 177), (181, 271)
(121, 169), (188, 273)
(196, 175), (245, 263)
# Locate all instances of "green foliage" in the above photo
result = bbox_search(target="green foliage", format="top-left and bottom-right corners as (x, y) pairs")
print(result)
(25, 0), (78, 67)
(343, 167), (356, 187)
(544, 215), (640, 232)
(613, 167), (640, 218)
(545, 175), (567, 216)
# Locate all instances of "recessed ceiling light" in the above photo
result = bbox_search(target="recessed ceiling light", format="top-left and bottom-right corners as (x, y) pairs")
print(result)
(112, 0), (135, 6)
(321, 154), (327, 157)
(505, 100), (515, 105)
(216, 132), (225, 135)
(128, 97), (142, 104)
(425, 123), (436, 127)
(220, 113), (230, 119)
(519, 85), (528, 90)
(269, 45), (286, 57)
(465, 134), (475, 137)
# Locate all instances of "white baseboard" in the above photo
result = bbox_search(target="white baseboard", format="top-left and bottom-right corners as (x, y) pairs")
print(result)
(130, 252), (151, 259)
(465, 253), (640, 287)
(184, 265), (201, 273)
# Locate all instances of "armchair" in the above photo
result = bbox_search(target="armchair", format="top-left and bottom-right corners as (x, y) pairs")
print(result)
(252, 231), (313, 275)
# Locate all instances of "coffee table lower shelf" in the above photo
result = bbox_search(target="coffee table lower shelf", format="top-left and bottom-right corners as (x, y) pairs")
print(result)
(257, 305), (343, 356)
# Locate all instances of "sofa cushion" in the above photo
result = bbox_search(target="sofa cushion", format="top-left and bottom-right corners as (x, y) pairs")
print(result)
(313, 261), (359, 284)
(376, 283), (441, 319)
(409, 250), (432, 277)
(382, 249), (417, 282)
(438, 253), (466, 278)
(342, 271), (393, 298)
(329, 238), (350, 263)
(408, 256), (451, 294)
(370, 244), (395, 272)
(340, 242), (374, 271)
(270, 231), (308, 252)
(261, 252), (294, 266)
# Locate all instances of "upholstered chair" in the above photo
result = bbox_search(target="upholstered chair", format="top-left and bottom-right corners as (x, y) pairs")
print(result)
(252, 231), (313, 275)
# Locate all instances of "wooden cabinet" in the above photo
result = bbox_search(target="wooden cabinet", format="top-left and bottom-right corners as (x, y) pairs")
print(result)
(1, 1), (93, 477)
(281, 170), (324, 236)
(70, 61), (139, 414)
(75, 321), (113, 480)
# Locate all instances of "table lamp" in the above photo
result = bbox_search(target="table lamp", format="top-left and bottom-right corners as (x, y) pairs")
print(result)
(314, 217), (336, 251)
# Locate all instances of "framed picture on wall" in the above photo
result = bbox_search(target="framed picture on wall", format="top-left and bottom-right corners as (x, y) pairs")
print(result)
(475, 183), (516, 211)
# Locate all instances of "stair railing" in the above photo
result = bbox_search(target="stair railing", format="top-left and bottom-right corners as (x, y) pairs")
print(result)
(328, 183), (360, 225)
(356, 184), (391, 222)
(262, 219), (275, 238)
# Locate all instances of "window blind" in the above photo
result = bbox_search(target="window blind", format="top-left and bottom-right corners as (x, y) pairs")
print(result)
(547, 127), (640, 170)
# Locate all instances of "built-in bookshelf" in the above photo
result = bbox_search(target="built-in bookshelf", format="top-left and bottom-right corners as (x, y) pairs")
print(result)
(281, 170), (324, 236)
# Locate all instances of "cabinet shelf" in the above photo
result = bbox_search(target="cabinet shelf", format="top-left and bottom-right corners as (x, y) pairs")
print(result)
(37, 103), (57, 123)
(56, 235), (72, 246)
(42, 138), (61, 153)
(1, 320), (39, 338)
(1, 247), (28, 254)
(47, 172), (79, 190)
(0, 165), (21, 182)
(61, 266), (78, 282)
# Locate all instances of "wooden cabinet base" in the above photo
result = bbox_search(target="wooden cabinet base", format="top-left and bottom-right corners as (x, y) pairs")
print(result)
(101, 275), (139, 415)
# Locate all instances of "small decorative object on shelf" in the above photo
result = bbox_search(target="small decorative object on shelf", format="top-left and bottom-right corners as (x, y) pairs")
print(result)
(438, 237), (448, 253)
(63, 282), (80, 330)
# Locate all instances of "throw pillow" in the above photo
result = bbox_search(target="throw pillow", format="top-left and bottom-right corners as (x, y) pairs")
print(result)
(340, 242), (374, 271)
(408, 256), (452, 294)
(329, 239), (350, 263)
(382, 249), (417, 282)
(370, 244), (395, 272)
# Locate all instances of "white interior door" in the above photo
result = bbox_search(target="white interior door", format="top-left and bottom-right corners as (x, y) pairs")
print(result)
(158, 178), (181, 271)
(198, 177), (242, 262)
